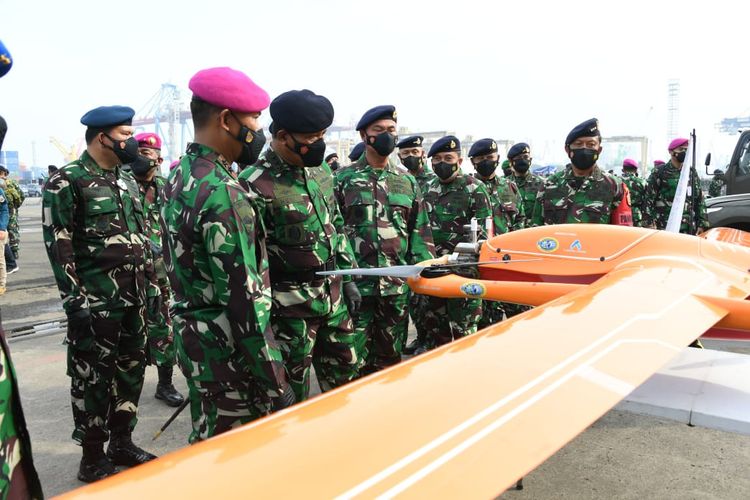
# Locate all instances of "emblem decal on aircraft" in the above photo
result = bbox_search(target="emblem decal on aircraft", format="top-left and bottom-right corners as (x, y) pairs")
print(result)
(568, 239), (584, 252)
(460, 282), (486, 298)
(536, 237), (559, 253)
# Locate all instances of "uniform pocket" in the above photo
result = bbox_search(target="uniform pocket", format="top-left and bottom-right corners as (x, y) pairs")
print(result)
(82, 186), (121, 237)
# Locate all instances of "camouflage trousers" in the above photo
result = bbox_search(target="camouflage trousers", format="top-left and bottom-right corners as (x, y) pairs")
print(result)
(478, 300), (505, 330)
(272, 299), (362, 402)
(422, 297), (482, 347)
(354, 293), (410, 374)
(7, 211), (19, 260)
(183, 377), (271, 444)
(67, 305), (147, 445)
(408, 292), (430, 346)
(146, 282), (175, 368)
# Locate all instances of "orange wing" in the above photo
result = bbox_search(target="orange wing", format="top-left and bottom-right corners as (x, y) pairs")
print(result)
(60, 256), (743, 499)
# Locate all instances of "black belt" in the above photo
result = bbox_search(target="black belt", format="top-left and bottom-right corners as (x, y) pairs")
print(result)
(270, 258), (336, 283)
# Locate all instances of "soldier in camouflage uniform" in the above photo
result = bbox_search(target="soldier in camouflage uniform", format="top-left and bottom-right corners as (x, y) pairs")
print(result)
(467, 138), (518, 326)
(1, 310), (43, 499)
(422, 136), (493, 347)
(161, 68), (293, 444)
(396, 135), (435, 355)
(239, 90), (362, 402)
(131, 132), (184, 407)
(621, 158), (655, 228)
(708, 169), (726, 198)
(335, 105), (435, 373)
(647, 137), (709, 235)
(532, 119), (633, 227)
(42, 105), (158, 483)
(325, 152), (341, 172)
(509, 142), (545, 227)
(0, 166), (23, 263)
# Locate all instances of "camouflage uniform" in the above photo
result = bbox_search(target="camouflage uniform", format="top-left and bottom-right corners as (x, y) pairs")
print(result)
(708, 175), (726, 198)
(513, 171), (546, 227)
(161, 143), (288, 443)
(4, 178), (23, 260)
(1, 319), (43, 500)
(646, 161), (709, 234)
(422, 175), (492, 346)
(42, 151), (156, 446)
(334, 156), (435, 372)
(136, 175), (175, 368)
(621, 172), (654, 228)
(531, 165), (628, 226)
(239, 149), (360, 401)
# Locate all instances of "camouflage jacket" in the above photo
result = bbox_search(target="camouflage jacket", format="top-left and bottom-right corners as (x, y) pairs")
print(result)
(646, 161), (709, 234)
(513, 171), (545, 225)
(42, 151), (156, 313)
(161, 143), (287, 391)
(410, 165), (437, 195)
(621, 172), (654, 228)
(708, 176), (726, 198)
(334, 156), (435, 296)
(473, 173), (524, 232)
(423, 174), (493, 255)
(239, 148), (357, 318)
(4, 178), (24, 212)
(531, 165), (627, 226)
(137, 175), (169, 288)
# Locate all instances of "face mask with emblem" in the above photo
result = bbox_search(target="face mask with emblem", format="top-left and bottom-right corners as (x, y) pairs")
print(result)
(130, 155), (159, 177)
(229, 113), (266, 166)
(569, 148), (598, 170)
(673, 150), (687, 163)
(103, 133), (139, 164)
(289, 135), (326, 167)
(401, 156), (423, 172)
(512, 158), (531, 174)
(366, 131), (397, 157)
(474, 159), (498, 178)
(433, 161), (458, 181)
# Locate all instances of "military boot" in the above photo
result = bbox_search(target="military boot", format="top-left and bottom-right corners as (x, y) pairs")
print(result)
(78, 443), (118, 483)
(107, 434), (157, 467)
(155, 365), (185, 407)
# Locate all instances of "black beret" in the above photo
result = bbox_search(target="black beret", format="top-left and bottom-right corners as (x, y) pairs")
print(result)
(356, 105), (397, 131)
(468, 138), (498, 157)
(507, 142), (530, 159)
(348, 142), (365, 161)
(428, 135), (461, 157)
(325, 153), (339, 162)
(270, 89), (334, 134)
(397, 135), (424, 149)
(80, 105), (135, 128)
(565, 118), (600, 146)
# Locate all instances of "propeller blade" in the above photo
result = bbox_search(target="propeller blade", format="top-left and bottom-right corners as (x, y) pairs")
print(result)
(317, 265), (426, 278)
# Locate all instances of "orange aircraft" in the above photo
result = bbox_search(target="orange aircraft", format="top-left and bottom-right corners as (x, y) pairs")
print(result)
(60, 223), (750, 499)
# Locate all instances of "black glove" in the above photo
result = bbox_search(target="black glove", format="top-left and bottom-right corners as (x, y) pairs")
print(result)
(343, 281), (362, 313)
(147, 294), (162, 317)
(66, 308), (92, 343)
(271, 387), (296, 412)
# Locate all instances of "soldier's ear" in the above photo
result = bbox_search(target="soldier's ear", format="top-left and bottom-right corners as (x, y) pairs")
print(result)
(458, 157), (463, 166)
(218, 109), (232, 133)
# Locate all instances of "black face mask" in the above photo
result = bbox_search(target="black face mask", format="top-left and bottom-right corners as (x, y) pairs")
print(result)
(366, 131), (397, 157)
(130, 155), (158, 177)
(290, 135), (326, 167)
(433, 161), (458, 181)
(329, 161), (340, 171)
(569, 148), (599, 170)
(475, 159), (498, 178)
(502, 167), (512, 177)
(228, 113), (266, 166)
(402, 156), (423, 172)
(513, 159), (530, 174)
(103, 133), (139, 164)
(674, 151), (687, 163)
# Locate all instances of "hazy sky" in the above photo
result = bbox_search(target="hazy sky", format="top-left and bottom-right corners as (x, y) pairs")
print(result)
(1, 0), (748, 172)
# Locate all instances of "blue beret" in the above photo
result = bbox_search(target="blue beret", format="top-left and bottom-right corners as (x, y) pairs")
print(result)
(270, 89), (334, 134)
(349, 142), (365, 161)
(356, 105), (397, 131)
(428, 135), (461, 157)
(397, 135), (424, 149)
(565, 118), (600, 146)
(507, 142), (531, 159)
(468, 138), (498, 157)
(0, 39), (12, 79)
(80, 105), (135, 128)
